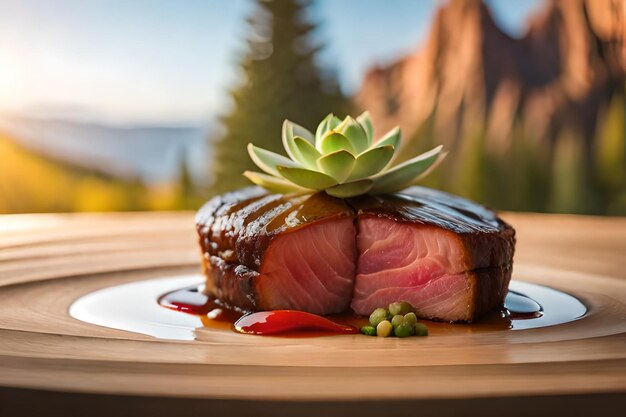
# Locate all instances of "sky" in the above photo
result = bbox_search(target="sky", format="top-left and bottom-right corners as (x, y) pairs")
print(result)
(0, 0), (542, 125)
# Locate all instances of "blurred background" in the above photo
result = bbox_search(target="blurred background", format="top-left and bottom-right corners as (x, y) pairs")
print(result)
(0, 0), (624, 215)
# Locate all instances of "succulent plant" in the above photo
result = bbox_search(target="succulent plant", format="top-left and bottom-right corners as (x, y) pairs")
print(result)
(243, 112), (446, 198)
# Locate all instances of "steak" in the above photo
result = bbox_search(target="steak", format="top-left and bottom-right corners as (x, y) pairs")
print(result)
(196, 188), (357, 315)
(349, 189), (514, 321)
(196, 186), (515, 321)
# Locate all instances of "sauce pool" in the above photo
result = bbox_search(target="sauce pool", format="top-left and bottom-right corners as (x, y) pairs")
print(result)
(159, 287), (363, 336)
(158, 287), (242, 324)
(68, 275), (588, 341)
(158, 286), (546, 337)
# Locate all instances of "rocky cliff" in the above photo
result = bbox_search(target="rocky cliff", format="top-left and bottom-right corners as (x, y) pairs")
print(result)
(357, 0), (625, 154)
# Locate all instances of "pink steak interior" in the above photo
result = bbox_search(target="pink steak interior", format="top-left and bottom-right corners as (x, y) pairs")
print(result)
(256, 217), (357, 315)
(253, 216), (506, 320)
(351, 217), (478, 321)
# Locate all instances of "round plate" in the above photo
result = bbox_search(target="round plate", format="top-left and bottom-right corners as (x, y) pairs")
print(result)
(67, 275), (588, 339)
(0, 212), (625, 415)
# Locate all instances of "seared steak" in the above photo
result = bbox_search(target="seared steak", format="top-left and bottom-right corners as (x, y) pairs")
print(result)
(196, 188), (357, 314)
(196, 186), (515, 321)
(349, 189), (514, 321)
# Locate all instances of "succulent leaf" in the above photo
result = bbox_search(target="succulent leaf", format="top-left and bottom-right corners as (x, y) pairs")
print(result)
(348, 145), (394, 181)
(289, 120), (315, 143)
(276, 166), (338, 190)
(293, 136), (322, 169)
(246, 112), (446, 198)
(370, 146), (445, 194)
(317, 150), (356, 183)
(318, 131), (356, 155)
(315, 113), (333, 142)
(315, 113), (342, 145)
(329, 115), (342, 129)
(283, 120), (315, 161)
(247, 144), (299, 176)
(336, 116), (369, 154)
(356, 111), (373, 143)
(243, 171), (308, 194)
(376, 126), (401, 150)
(282, 121), (300, 161)
(325, 179), (374, 198)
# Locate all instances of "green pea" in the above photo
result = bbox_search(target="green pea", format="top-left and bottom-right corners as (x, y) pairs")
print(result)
(376, 320), (393, 337)
(360, 325), (377, 336)
(394, 321), (415, 338)
(404, 312), (417, 326)
(389, 301), (414, 316)
(369, 307), (390, 327)
(414, 322), (429, 336)
(391, 314), (404, 329)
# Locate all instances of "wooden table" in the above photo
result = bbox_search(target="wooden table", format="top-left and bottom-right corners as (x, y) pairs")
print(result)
(0, 212), (624, 416)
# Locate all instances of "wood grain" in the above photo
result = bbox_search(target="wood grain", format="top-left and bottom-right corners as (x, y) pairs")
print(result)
(0, 211), (625, 416)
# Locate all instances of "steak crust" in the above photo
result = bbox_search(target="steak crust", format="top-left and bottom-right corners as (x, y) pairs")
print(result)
(196, 186), (515, 320)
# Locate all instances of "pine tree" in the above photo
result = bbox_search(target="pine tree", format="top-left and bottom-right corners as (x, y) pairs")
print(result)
(174, 150), (197, 209)
(594, 95), (626, 214)
(448, 125), (499, 207)
(209, 0), (350, 194)
(548, 129), (601, 214)
(181, 152), (194, 191)
(500, 120), (550, 212)
(400, 111), (445, 190)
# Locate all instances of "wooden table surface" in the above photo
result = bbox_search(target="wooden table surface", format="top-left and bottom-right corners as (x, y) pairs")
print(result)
(0, 211), (624, 416)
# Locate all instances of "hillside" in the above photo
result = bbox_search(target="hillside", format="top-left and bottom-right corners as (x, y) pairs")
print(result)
(0, 132), (154, 213)
(0, 115), (210, 185)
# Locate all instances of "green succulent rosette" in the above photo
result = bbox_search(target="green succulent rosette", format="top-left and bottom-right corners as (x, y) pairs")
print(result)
(244, 112), (446, 198)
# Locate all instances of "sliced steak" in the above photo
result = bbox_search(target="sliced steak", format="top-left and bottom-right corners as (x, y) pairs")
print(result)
(196, 186), (515, 321)
(196, 187), (357, 315)
(349, 187), (515, 321)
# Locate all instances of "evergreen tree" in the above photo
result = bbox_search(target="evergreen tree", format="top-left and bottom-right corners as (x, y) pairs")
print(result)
(173, 150), (198, 209)
(500, 120), (550, 212)
(210, 0), (350, 194)
(594, 95), (626, 215)
(400, 111), (444, 190)
(178, 151), (194, 196)
(548, 129), (601, 214)
(448, 126), (500, 207)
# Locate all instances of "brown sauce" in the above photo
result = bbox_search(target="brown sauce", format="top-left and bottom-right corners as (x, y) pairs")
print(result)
(157, 286), (545, 336)
(69, 275), (587, 341)
(159, 286), (367, 337)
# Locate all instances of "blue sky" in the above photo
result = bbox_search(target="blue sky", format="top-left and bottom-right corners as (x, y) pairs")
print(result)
(0, 0), (542, 125)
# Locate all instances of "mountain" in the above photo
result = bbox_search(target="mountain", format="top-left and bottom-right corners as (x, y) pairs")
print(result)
(0, 115), (212, 185)
(357, 0), (625, 156)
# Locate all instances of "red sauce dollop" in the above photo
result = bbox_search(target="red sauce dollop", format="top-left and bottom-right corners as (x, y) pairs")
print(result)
(159, 287), (359, 336)
(234, 310), (360, 335)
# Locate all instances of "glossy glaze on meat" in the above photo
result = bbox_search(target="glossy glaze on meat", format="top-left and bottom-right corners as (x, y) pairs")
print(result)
(196, 186), (515, 321)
